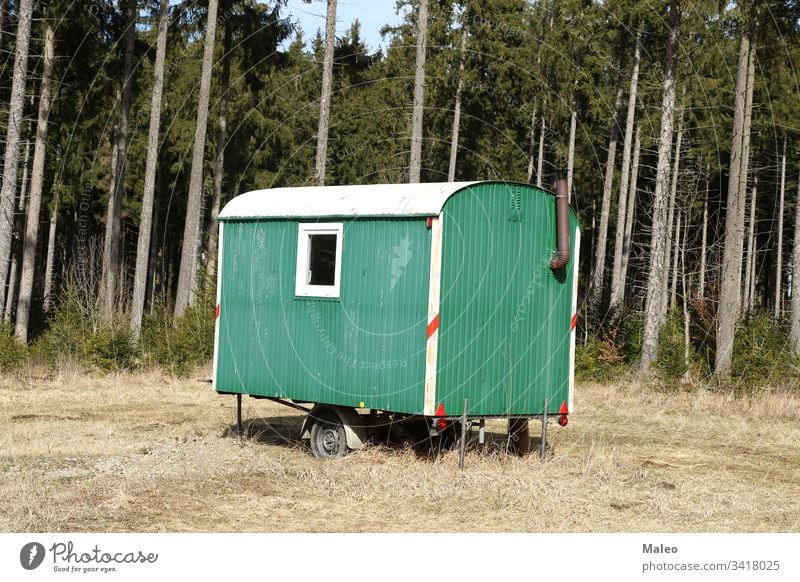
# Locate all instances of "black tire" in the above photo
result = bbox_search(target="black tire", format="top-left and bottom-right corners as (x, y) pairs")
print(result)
(507, 418), (531, 456)
(309, 410), (349, 458)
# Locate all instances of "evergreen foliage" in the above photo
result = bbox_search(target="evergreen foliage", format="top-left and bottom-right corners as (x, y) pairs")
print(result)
(31, 273), (139, 371)
(731, 313), (798, 391)
(0, 323), (25, 371)
(575, 334), (628, 382)
(0, 0), (798, 383)
(141, 278), (215, 376)
(653, 308), (689, 381)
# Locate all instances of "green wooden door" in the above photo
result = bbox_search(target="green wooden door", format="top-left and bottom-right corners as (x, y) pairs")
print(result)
(436, 182), (579, 416)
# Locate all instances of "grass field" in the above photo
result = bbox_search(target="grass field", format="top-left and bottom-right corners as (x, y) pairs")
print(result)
(1, 367), (799, 532)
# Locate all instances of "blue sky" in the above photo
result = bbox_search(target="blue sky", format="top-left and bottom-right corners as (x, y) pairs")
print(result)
(282, 0), (405, 52)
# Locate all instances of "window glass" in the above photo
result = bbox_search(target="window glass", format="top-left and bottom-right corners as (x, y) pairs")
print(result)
(308, 234), (337, 285)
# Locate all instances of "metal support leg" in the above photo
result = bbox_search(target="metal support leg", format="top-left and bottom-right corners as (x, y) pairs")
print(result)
(478, 419), (486, 445)
(236, 393), (243, 436)
(540, 399), (548, 462)
(459, 399), (468, 471)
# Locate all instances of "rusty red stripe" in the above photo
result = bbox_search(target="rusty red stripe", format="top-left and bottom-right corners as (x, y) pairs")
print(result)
(215, 304), (220, 320)
(570, 313), (577, 331)
(426, 314), (440, 339)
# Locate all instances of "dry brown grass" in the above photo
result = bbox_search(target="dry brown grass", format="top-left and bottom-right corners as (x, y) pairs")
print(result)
(1, 369), (799, 532)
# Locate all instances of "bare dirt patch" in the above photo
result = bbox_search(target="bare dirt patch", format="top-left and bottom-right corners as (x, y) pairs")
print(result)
(1, 370), (798, 532)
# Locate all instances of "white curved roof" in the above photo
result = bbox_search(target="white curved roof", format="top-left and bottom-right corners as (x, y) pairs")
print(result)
(218, 181), (479, 219)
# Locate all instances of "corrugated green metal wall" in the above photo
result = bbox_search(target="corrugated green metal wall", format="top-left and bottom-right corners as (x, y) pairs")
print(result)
(216, 218), (430, 414)
(436, 183), (579, 416)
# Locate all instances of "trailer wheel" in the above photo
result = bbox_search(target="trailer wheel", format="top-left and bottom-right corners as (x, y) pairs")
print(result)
(508, 418), (531, 456)
(309, 410), (349, 458)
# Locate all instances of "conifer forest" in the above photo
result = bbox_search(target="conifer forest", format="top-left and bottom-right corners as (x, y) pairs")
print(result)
(1, 0), (800, 385)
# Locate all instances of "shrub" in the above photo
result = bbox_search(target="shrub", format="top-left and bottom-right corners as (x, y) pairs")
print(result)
(31, 275), (140, 371)
(575, 334), (628, 382)
(690, 294), (717, 373)
(731, 312), (798, 391)
(30, 290), (86, 367)
(82, 324), (139, 371)
(653, 309), (688, 380)
(0, 323), (25, 371)
(141, 281), (215, 376)
(616, 311), (644, 365)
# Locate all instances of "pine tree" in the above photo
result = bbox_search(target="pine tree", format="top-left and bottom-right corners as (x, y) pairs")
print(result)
(102, 0), (137, 323)
(716, 14), (755, 376)
(174, 0), (220, 320)
(409, 0), (428, 183)
(204, 0), (233, 280)
(774, 137), (787, 318)
(588, 79), (624, 316)
(448, 27), (468, 182)
(314, 0), (337, 186)
(641, 0), (681, 369)
(15, 19), (55, 342)
(131, 0), (169, 336)
(608, 32), (640, 318)
(0, 0), (34, 315)
(790, 176), (800, 351)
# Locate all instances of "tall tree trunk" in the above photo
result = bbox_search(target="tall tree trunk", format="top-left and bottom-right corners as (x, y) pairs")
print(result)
(42, 198), (57, 314)
(0, 0), (33, 316)
(662, 103), (684, 313)
(681, 219), (690, 377)
(536, 101), (546, 188)
(0, 0), (5, 50)
(314, 0), (336, 186)
(3, 255), (17, 323)
(525, 106), (537, 184)
(790, 176), (800, 350)
(566, 99), (577, 197)
(588, 79), (624, 315)
(174, 0), (219, 319)
(146, 196), (160, 313)
(589, 199), (596, 285)
(102, 0), (136, 323)
(740, 29), (756, 265)
(15, 20), (54, 343)
(618, 124), (641, 308)
(609, 33), (640, 317)
(409, 0), (428, 183)
(130, 0), (168, 336)
(448, 28), (468, 183)
(641, 0), (681, 369)
(743, 175), (756, 309)
(670, 212), (681, 310)
(774, 137), (787, 319)
(18, 139), (31, 211)
(698, 171), (709, 298)
(716, 31), (754, 376)
(588, 207), (596, 323)
(205, 5), (232, 280)
(749, 200), (758, 309)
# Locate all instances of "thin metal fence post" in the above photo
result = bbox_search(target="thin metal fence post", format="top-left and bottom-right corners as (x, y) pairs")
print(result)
(237, 393), (243, 436)
(540, 398), (548, 462)
(459, 398), (468, 470)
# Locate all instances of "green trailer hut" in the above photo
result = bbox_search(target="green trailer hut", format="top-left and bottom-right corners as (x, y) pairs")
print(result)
(213, 180), (581, 457)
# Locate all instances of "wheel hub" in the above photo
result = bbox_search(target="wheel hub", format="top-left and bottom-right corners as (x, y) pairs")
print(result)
(321, 428), (339, 453)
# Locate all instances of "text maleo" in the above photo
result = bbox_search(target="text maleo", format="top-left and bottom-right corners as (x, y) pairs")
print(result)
(643, 544), (678, 554)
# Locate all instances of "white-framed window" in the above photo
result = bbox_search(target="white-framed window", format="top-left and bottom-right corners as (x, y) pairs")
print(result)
(295, 223), (343, 298)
